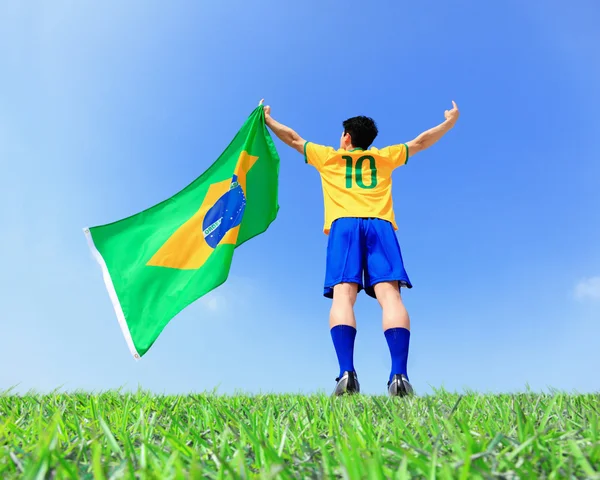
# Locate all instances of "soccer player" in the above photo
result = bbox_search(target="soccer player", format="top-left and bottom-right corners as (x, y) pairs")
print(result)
(262, 100), (459, 396)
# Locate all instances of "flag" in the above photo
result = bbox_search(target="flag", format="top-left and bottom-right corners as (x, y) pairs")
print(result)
(84, 106), (279, 358)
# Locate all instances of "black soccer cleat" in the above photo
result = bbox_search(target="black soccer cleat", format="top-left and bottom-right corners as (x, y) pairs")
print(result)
(387, 374), (414, 397)
(333, 371), (360, 396)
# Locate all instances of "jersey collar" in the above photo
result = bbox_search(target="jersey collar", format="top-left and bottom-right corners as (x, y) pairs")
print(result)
(349, 147), (364, 152)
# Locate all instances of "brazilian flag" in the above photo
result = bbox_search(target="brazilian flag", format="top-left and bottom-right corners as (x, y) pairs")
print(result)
(84, 106), (280, 358)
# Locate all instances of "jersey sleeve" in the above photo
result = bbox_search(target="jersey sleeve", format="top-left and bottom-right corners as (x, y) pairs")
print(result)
(304, 142), (334, 170)
(378, 144), (409, 169)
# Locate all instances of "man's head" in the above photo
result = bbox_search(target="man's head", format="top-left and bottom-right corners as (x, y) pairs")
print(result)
(340, 116), (378, 150)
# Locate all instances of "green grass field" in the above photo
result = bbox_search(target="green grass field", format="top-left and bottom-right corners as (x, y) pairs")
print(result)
(1, 391), (599, 479)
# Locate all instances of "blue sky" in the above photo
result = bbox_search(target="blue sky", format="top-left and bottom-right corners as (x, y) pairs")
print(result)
(1, 0), (599, 395)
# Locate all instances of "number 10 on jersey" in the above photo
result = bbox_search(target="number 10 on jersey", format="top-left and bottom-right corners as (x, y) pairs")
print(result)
(343, 155), (378, 189)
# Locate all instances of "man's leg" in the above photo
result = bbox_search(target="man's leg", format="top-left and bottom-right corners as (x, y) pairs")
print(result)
(329, 282), (359, 379)
(374, 281), (410, 331)
(330, 282), (359, 329)
(363, 219), (413, 395)
(374, 281), (411, 383)
(323, 218), (363, 394)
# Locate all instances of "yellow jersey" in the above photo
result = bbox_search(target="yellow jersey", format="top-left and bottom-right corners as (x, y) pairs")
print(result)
(304, 142), (409, 234)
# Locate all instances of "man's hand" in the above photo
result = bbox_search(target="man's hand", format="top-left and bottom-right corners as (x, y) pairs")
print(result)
(259, 99), (271, 118)
(259, 99), (305, 154)
(406, 100), (459, 157)
(444, 100), (459, 126)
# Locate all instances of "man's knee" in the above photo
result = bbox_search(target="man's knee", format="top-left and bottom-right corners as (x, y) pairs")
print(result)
(374, 281), (403, 307)
(332, 282), (359, 305)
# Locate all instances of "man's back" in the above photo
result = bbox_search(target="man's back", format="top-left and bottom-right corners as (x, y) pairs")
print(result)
(304, 142), (409, 233)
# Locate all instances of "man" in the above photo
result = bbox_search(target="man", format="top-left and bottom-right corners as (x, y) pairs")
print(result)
(262, 100), (459, 396)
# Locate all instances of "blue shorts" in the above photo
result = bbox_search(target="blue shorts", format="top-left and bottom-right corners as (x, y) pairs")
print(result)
(324, 217), (412, 299)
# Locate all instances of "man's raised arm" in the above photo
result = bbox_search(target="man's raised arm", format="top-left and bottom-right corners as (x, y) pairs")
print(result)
(261, 101), (306, 155)
(406, 101), (460, 157)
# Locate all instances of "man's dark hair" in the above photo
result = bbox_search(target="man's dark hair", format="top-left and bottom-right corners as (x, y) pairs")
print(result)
(342, 116), (378, 150)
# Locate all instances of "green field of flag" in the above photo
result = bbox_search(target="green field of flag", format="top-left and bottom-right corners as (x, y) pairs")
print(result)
(84, 106), (279, 358)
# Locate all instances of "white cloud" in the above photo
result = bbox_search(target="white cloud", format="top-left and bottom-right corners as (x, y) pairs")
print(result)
(199, 295), (220, 312)
(574, 277), (600, 301)
(197, 275), (259, 315)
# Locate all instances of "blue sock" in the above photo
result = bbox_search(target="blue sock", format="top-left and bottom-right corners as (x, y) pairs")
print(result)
(384, 327), (410, 382)
(330, 325), (356, 378)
